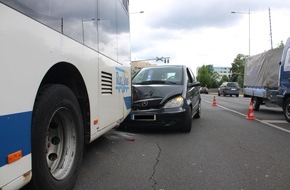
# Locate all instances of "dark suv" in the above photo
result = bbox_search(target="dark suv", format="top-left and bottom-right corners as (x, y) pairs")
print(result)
(218, 82), (240, 97)
(122, 65), (201, 133)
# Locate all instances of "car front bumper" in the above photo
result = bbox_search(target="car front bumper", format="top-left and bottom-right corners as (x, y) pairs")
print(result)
(125, 107), (189, 127)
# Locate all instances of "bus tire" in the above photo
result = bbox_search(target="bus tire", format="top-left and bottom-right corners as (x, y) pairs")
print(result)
(31, 84), (84, 190)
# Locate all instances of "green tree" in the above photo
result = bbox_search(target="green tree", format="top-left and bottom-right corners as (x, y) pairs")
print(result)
(230, 54), (247, 87)
(277, 40), (284, 48)
(197, 65), (211, 87)
(210, 71), (220, 88)
(219, 75), (229, 86)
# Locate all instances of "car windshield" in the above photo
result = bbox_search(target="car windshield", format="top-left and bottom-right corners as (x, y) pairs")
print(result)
(228, 82), (239, 87)
(132, 66), (183, 85)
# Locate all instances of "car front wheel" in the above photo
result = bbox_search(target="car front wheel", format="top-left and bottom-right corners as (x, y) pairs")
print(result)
(193, 101), (201, 119)
(180, 108), (192, 133)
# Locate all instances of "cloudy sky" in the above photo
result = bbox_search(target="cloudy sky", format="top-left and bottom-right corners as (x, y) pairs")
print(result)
(129, 0), (290, 75)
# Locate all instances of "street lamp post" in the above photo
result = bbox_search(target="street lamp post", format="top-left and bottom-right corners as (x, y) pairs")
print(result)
(231, 10), (251, 56)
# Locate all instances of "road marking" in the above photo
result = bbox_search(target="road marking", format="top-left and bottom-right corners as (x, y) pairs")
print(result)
(260, 120), (288, 124)
(203, 99), (290, 134)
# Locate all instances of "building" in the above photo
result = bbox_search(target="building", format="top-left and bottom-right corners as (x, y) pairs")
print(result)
(131, 61), (156, 75)
(213, 66), (231, 79)
(196, 65), (231, 81)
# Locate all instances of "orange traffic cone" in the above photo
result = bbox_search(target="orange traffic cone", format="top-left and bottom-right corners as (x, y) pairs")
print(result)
(212, 96), (217, 107)
(246, 101), (256, 120)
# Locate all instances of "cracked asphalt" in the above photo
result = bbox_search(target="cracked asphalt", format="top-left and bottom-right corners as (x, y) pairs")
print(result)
(74, 95), (290, 190)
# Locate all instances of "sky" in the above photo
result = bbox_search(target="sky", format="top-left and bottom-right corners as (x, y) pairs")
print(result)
(129, 0), (290, 75)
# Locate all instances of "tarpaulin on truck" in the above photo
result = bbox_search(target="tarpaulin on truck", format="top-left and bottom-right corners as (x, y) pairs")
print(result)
(244, 47), (283, 88)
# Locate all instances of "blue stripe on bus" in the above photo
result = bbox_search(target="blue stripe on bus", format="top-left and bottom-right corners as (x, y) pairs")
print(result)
(124, 96), (132, 110)
(115, 67), (125, 73)
(0, 111), (32, 167)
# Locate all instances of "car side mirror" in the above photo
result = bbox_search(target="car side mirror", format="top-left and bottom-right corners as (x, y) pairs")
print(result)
(188, 81), (200, 88)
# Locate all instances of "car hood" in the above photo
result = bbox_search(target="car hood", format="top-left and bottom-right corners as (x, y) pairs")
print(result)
(132, 84), (184, 109)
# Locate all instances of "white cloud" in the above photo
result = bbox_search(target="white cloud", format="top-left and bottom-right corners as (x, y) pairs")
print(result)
(129, 0), (290, 75)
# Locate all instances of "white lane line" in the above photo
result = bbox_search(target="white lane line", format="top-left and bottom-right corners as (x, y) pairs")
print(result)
(261, 120), (288, 124)
(203, 99), (290, 134)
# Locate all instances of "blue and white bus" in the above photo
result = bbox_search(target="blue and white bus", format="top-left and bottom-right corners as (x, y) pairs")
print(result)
(0, 0), (131, 189)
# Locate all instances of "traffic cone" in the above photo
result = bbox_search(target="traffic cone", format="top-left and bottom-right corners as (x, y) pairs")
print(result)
(246, 101), (256, 120)
(212, 96), (217, 107)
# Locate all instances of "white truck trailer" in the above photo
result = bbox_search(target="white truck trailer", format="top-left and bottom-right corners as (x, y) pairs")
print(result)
(243, 47), (283, 111)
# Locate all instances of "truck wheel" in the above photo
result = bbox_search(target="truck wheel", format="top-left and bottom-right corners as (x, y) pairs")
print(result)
(284, 98), (290, 122)
(31, 84), (84, 190)
(252, 97), (261, 111)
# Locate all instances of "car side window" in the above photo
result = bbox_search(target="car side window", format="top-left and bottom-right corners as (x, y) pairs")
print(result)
(186, 68), (195, 83)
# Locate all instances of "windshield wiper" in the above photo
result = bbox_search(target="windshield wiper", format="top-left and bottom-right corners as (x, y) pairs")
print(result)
(133, 80), (177, 85)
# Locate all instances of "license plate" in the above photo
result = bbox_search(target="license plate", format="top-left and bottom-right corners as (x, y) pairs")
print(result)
(131, 114), (156, 121)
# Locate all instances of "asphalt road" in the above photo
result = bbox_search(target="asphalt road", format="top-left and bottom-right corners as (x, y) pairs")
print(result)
(74, 94), (290, 190)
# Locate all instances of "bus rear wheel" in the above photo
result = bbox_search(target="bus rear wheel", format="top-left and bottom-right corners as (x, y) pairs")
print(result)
(31, 84), (84, 190)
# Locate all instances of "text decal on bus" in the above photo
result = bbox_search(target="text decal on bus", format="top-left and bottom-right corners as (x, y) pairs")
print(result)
(116, 67), (129, 93)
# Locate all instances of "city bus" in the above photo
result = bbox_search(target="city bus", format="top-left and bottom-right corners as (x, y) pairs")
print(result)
(0, 0), (131, 189)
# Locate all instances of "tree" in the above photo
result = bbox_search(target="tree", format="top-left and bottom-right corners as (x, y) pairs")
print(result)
(210, 71), (220, 88)
(197, 65), (222, 88)
(277, 40), (284, 48)
(219, 75), (229, 86)
(230, 54), (247, 87)
(196, 65), (211, 87)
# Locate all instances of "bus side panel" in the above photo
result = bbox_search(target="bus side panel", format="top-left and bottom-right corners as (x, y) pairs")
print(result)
(0, 4), (98, 188)
(0, 5), (39, 188)
(0, 112), (31, 167)
(0, 0), (131, 188)
(90, 0), (131, 139)
(0, 155), (31, 188)
(97, 57), (130, 131)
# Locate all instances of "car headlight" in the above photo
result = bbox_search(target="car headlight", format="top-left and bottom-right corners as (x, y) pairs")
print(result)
(163, 96), (184, 108)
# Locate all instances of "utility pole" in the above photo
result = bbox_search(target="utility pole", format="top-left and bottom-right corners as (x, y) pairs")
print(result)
(269, 7), (273, 49)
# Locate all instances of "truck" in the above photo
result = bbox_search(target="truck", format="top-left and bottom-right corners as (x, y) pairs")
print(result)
(277, 37), (290, 122)
(0, 1), (131, 190)
(243, 47), (283, 111)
